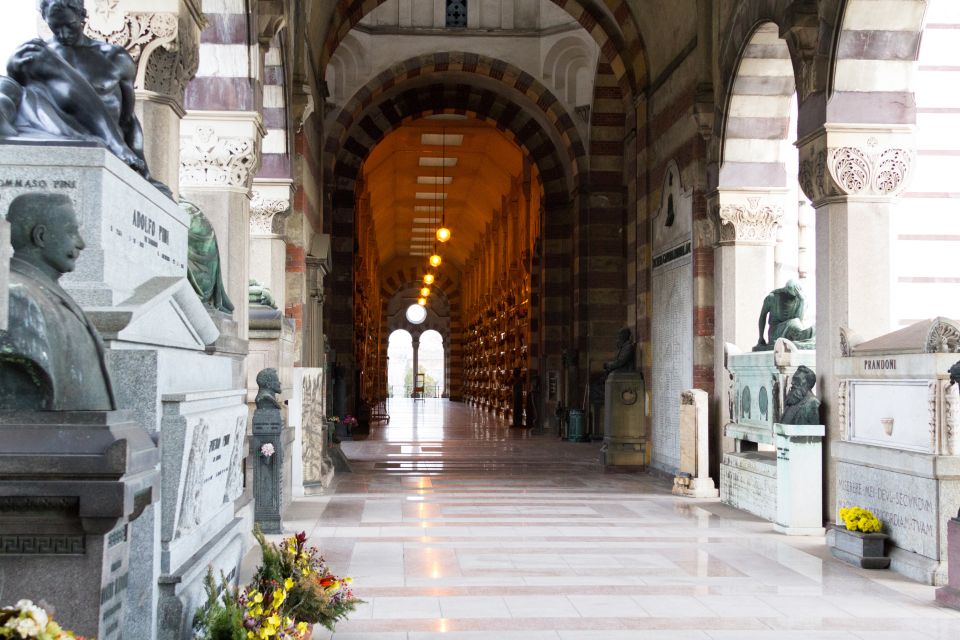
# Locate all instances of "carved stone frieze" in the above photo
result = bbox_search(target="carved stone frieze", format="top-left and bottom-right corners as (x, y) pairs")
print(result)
(929, 380), (939, 452)
(717, 197), (783, 244)
(250, 192), (292, 235)
(180, 128), (260, 190)
(925, 317), (960, 353)
(84, 9), (197, 107)
(838, 380), (848, 441)
(943, 380), (960, 456)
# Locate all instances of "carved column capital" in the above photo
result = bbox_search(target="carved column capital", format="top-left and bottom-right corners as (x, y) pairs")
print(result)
(797, 126), (916, 206)
(179, 113), (266, 193)
(251, 180), (293, 235)
(710, 190), (786, 246)
(83, 0), (204, 111)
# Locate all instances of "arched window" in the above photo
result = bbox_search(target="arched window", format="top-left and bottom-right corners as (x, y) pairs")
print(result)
(446, 0), (467, 28)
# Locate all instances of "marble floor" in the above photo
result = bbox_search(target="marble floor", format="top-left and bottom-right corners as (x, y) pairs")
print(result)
(280, 399), (960, 639)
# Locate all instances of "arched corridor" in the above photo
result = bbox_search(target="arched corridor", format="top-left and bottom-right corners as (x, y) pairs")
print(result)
(4, 1), (960, 638)
(289, 400), (960, 638)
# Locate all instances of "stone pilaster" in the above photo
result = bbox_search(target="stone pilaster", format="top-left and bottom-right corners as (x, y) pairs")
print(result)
(797, 124), (915, 518)
(250, 179), (293, 313)
(85, 0), (205, 198)
(710, 188), (786, 440)
(180, 112), (266, 340)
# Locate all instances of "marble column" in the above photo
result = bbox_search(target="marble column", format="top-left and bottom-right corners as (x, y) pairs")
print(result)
(710, 189), (785, 439)
(179, 112), (265, 340)
(797, 125), (914, 517)
(85, 0), (205, 200)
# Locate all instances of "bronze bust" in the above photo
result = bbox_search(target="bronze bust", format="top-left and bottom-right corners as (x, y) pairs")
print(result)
(0, 192), (115, 410)
(255, 368), (282, 410)
(0, 0), (171, 197)
(780, 365), (820, 426)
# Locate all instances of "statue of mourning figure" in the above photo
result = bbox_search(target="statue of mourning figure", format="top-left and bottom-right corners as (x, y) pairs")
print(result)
(754, 279), (816, 351)
(181, 199), (234, 314)
(780, 365), (821, 426)
(0, 0), (171, 197)
(0, 192), (115, 411)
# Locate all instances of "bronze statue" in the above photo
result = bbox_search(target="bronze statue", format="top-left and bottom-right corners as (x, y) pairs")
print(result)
(0, 0), (171, 197)
(181, 199), (234, 314)
(755, 280), (815, 351)
(603, 327), (637, 374)
(780, 365), (820, 425)
(255, 368), (282, 410)
(249, 279), (277, 309)
(0, 192), (115, 410)
(949, 361), (960, 387)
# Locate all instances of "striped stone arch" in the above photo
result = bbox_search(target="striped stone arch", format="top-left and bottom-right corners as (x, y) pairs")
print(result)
(381, 268), (463, 399)
(829, 0), (927, 125)
(324, 0), (647, 94)
(324, 52), (588, 205)
(718, 22), (797, 190)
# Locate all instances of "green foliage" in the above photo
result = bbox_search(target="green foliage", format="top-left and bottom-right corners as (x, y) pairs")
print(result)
(191, 571), (246, 640)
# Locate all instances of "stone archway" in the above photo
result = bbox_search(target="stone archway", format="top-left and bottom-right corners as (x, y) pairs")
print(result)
(324, 54), (587, 408)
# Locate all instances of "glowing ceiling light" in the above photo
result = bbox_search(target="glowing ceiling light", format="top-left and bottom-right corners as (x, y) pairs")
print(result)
(429, 254), (442, 268)
(436, 226), (451, 243)
(420, 286), (431, 297)
(417, 297), (427, 306)
(423, 273), (435, 285)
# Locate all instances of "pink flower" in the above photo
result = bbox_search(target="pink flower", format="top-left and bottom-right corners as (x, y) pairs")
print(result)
(260, 443), (275, 457)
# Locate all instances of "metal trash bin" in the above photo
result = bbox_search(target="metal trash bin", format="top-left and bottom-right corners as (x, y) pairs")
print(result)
(567, 409), (589, 442)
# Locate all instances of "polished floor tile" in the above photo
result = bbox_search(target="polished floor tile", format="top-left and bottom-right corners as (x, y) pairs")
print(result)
(289, 399), (960, 639)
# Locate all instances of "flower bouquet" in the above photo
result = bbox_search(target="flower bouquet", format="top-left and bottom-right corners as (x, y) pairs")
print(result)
(0, 600), (88, 639)
(193, 529), (362, 639)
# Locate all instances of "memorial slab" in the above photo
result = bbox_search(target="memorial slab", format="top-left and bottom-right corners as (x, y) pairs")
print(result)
(0, 145), (187, 307)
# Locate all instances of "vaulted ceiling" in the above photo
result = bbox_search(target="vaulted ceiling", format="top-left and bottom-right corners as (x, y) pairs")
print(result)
(362, 117), (525, 269)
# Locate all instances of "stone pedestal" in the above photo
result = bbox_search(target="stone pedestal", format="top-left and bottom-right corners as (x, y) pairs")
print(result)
(0, 218), (9, 331)
(673, 389), (718, 497)
(602, 371), (646, 468)
(936, 518), (960, 609)
(0, 411), (159, 637)
(721, 344), (823, 534)
(0, 144), (189, 307)
(774, 423), (825, 535)
(252, 407), (284, 534)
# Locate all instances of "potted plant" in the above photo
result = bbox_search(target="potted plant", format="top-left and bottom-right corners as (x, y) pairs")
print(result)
(830, 507), (890, 569)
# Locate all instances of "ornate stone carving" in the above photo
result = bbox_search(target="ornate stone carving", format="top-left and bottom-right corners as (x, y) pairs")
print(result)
(176, 419), (209, 538)
(84, 1), (201, 105)
(800, 139), (913, 203)
(180, 128), (260, 190)
(944, 380), (960, 456)
(222, 416), (245, 504)
(250, 192), (291, 235)
(0, 535), (85, 554)
(925, 317), (960, 353)
(838, 380), (848, 441)
(929, 381), (939, 452)
(718, 198), (783, 244)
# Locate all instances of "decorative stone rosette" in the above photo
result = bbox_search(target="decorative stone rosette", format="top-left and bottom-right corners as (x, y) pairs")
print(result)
(798, 131), (915, 204)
